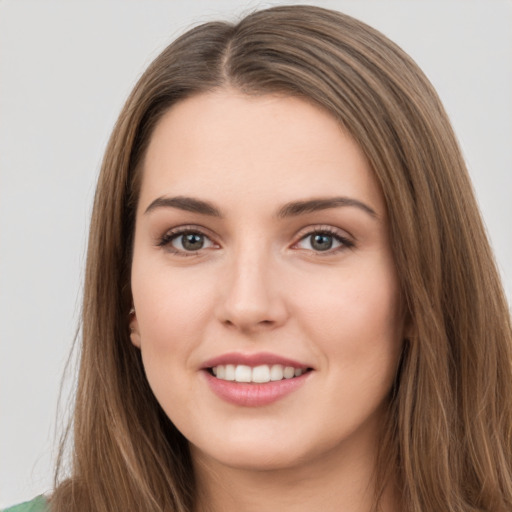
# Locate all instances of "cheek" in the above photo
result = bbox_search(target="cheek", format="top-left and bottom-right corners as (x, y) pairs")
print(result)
(300, 264), (403, 430)
(131, 264), (218, 365)
(131, 269), (217, 419)
(295, 256), (403, 368)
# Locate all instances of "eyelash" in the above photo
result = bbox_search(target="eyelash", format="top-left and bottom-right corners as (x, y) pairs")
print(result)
(157, 225), (354, 257)
(293, 225), (355, 255)
(156, 225), (216, 257)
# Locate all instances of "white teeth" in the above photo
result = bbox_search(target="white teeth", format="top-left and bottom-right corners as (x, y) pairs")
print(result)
(252, 365), (271, 383)
(270, 364), (284, 381)
(211, 364), (307, 383)
(235, 365), (252, 382)
(283, 366), (295, 379)
(225, 364), (236, 381)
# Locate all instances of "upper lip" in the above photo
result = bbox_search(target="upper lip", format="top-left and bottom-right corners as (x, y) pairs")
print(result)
(201, 352), (312, 370)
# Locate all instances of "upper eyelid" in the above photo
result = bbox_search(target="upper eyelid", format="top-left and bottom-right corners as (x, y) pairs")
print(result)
(156, 225), (218, 248)
(160, 224), (216, 238)
(293, 224), (354, 241)
(290, 225), (356, 254)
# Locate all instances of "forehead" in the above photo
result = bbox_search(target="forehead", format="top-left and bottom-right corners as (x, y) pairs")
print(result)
(139, 89), (385, 216)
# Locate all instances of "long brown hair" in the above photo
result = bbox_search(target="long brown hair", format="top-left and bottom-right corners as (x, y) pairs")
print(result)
(52, 5), (512, 512)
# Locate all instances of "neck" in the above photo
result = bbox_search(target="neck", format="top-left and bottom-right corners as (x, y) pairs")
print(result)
(191, 429), (399, 512)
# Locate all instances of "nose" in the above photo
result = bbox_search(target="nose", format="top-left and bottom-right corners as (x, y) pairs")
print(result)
(215, 246), (289, 334)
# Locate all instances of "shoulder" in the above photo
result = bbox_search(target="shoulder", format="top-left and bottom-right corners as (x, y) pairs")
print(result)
(2, 496), (48, 512)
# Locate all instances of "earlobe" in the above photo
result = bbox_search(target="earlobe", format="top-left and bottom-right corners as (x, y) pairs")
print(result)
(129, 309), (142, 348)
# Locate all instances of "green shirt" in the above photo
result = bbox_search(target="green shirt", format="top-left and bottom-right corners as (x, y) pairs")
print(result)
(2, 496), (48, 512)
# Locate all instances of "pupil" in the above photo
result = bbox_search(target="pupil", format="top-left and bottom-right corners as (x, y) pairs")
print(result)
(311, 234), (332, 251)
(183, 233), (204, 250)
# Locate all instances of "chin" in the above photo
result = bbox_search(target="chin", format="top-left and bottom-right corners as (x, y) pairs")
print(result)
(189, 423), (346, 475)
(194, 443), (310, 473)
(186, 405), (387, 476)
(187, 424), (307, 469)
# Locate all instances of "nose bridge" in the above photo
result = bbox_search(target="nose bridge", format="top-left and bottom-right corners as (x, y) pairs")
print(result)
(217, 235), (287, 331)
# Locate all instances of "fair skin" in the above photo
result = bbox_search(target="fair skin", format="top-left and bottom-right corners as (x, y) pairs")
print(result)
(130, 89), (404, 512)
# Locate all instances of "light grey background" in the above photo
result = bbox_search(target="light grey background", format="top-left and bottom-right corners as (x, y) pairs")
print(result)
(1, 0), (511, 507)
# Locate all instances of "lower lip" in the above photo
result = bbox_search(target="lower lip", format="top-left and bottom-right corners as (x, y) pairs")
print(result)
(203, 370), (311, 407)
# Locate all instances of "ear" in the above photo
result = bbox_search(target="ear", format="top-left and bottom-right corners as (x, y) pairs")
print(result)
(129, 310), (142, 348)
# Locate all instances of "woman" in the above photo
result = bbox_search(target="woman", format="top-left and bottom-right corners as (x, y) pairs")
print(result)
(7, 4), (512, 512)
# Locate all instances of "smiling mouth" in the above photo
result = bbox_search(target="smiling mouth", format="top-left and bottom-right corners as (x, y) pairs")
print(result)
(208, 364), (313, 383)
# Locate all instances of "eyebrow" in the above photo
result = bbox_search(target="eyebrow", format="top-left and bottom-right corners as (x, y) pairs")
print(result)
(144, 196), (222, 217)
(144, 195), (377, 219)
(277, 197), (377, 219)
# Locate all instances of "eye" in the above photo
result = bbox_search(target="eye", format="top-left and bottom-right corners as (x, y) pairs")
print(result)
(294, 228), (354, 253)
(174, 232), (212, 251)
(158, 228), (216, 255)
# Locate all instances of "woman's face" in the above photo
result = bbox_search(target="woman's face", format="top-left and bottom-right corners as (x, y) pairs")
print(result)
(130, 90), (404, 473)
